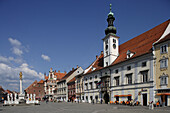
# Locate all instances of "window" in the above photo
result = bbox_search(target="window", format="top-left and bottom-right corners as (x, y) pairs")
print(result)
(160, 57), (168, 69)
(160, 77), (168, 85)
(160, 44), (168, 54)
(115, 69), (118, 74)
(85, 83), (88, 90)
(39, 90), (40, 92)
(115, 77), (119, 86)
(34, 90), (35, 92)
(141, 71), (148, 82)
(95, 75), (97, 79)
(126, 74), (132, 84)
(142, 62), (147, 67)
(90, 77), (92, 80)
(85, 78), (87, 81)
(127, 66), (131, 71)
(160, 74), (168, 86)
(106, 62), (108, 66)
(113, 39), (116, 43)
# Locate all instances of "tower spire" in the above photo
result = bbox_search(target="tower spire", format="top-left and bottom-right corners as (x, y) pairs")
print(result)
(105, 4), (116, 35)
(110, 4), (112, 13)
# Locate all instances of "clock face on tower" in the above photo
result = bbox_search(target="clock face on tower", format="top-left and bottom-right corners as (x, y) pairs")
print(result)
(113, 44), (116, 49)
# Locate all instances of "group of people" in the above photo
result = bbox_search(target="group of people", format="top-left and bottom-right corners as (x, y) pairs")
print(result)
(113, 99), (140, 106)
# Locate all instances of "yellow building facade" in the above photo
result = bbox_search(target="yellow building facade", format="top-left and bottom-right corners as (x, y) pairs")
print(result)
(154, 33), (170, 106)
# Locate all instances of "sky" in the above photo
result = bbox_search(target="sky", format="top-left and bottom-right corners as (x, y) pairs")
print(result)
(0, 0), (169, 92)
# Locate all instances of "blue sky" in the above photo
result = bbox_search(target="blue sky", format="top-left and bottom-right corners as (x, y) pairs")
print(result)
(0, 0), (169, 91)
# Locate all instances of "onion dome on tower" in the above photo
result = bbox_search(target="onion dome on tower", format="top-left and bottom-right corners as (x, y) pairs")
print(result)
(105, 4), (117, 35)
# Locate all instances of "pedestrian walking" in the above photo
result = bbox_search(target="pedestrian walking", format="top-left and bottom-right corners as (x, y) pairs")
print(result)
(92, 99), (94, 104)
(100, 99), (103, 104)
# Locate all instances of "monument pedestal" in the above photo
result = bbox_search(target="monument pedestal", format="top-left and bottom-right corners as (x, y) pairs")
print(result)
(19, 94), (25, 100)
(19, 94), (26, 104)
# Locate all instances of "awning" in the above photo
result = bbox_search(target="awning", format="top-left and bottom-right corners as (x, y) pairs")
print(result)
(156, 93), (170, 96)
(114, 94), (132, 97)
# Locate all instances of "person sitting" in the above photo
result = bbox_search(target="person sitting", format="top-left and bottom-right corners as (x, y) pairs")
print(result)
(156, 101), (160, 107)
(130, 99), (134, 106)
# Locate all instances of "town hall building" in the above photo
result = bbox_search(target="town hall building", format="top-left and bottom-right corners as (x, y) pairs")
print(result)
(82, 4), (170, 106)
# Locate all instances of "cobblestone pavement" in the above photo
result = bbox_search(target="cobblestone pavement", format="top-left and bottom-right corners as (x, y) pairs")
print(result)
(1, 102), (170, 113)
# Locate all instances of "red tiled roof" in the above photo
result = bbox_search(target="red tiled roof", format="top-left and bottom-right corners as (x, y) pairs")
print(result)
(55, 72), (66, 80)
(68, 77), (76, 84)
(45, 75), (48, 80)
(38, 79), (44, 84)
(85, 53), (104, 74)
(60, 68), (77, 81)
(5, 89), (13, 94)
(84, 20), (169, 75)
(25, 80), (37, 90)
(112, 19), (170, 65)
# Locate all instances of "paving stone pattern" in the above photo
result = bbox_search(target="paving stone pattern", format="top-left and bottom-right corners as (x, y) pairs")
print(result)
(0, 102), (170, 113)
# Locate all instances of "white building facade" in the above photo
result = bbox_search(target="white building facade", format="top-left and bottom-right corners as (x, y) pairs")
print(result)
(82, 4), (169, 106)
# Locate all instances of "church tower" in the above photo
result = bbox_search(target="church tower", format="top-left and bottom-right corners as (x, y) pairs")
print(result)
(103, 4), (119, 67)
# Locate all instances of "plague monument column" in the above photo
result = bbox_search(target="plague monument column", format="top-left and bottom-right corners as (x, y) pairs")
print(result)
(19, 72), (25, 100)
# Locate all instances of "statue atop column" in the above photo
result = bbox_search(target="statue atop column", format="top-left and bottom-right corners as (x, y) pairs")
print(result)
(19, 72), (22, 80)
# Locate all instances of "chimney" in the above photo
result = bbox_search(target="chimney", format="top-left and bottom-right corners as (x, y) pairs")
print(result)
(54, 70), (56, 73)
(96, 55), (98, 59)
(101, 51), (103, 54)
(64, 71), (66, 74)
(72, 68), (74, 71)
(77, 65), (79, 68)
(58, 70), (60, 73)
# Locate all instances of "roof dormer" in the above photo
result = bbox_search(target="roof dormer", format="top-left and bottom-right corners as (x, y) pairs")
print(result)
(126, 50), (135, 59)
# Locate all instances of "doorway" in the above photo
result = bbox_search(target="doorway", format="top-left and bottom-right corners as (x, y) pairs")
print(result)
(128, 96), (131, 101)
(161, 95), (168, 106)
(143, 94), (147, 106)
(104, 92), (109, 104)
(116, 96), (119, 101)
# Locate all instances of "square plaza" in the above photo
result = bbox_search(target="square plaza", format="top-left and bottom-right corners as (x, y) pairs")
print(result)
(1, 102), (170, 113)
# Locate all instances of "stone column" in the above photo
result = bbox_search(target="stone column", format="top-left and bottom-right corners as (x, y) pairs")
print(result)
(19, 72), (23, 94)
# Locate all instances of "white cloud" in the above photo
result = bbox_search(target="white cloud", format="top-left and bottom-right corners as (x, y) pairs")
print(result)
(0, 62), (44, 91)
(0, 56), (10, 64)
(8, 38), (21, 47)
(0, 56), (23, 64)
(41, 54), (50, 62)
(8, 38), (25, 56)
(12, 47), (23, 56)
